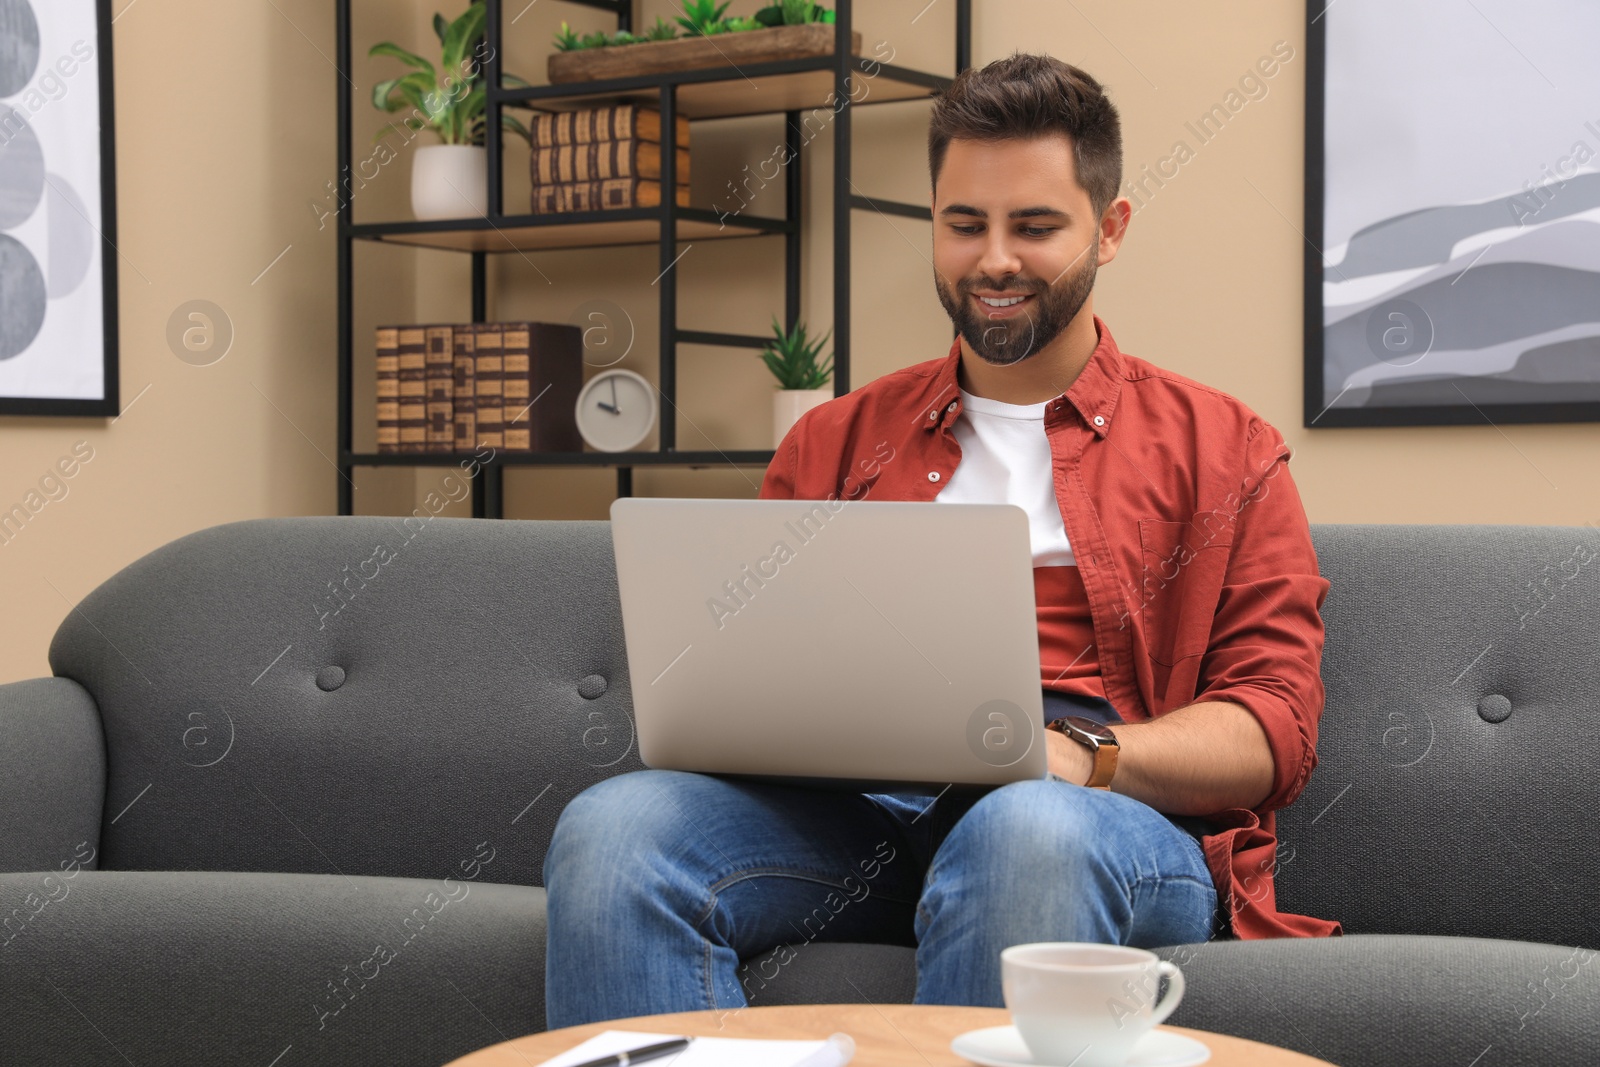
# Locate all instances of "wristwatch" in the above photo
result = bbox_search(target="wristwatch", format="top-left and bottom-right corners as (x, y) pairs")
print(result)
(1045, 715), (1120, 789)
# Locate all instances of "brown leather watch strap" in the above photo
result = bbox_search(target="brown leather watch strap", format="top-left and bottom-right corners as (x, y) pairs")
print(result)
(1084, 735), (1119, 789)
(1046, 716), (1120, 790)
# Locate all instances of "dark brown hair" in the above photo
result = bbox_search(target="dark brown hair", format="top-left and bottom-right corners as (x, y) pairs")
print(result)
(928, 52), (1123, 219)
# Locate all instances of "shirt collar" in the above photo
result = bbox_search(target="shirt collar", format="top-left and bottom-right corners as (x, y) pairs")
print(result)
(919, 314), (1125, 439)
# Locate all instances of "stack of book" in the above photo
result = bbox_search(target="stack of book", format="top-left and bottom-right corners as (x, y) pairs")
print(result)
(528, 103), (691, 213)
(374, 322), (584, 454)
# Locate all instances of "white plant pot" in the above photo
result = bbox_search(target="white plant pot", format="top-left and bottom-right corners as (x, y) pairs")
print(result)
(773, 387), (833, 448)
(411, 144), (488, 221)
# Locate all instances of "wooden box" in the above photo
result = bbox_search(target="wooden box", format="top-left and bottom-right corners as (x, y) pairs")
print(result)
(549, 23), (863, 85)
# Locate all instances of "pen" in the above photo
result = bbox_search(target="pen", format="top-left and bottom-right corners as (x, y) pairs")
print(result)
(566, 1036), (693, 1067)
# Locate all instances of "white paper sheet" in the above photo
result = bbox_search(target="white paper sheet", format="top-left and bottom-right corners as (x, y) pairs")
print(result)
(530, 1028), (856, 1067)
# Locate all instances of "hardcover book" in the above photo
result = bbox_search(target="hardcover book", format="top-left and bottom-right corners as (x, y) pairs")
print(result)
(530, 177), (690, 214)
(473, 323), (505, 449)
(375, 326), (400, 454)
(526, 322), (585, 452)
(530, 140), (690, 183)
(424, 325), (455, 452)
(529, 103), (690, 147)
(453, 326), (477, 453)
(502, 325), (531, 451)
(396, 326), (427, 453)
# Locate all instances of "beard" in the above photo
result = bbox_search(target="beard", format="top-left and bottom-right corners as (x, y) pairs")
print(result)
(934, 243), (1098, 367)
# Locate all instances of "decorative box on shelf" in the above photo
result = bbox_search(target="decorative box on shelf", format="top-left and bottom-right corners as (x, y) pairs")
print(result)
(547, 23), (862, 84)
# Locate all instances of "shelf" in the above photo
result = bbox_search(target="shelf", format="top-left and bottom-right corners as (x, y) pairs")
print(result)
(497, 55), (949, 121)
(345, 450), (776, 468)
(335, 0), (970, 517)
(348, 206), (791, 254)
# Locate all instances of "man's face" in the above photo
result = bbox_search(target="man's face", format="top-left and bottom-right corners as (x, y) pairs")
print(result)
(932, 134), (1105, 366)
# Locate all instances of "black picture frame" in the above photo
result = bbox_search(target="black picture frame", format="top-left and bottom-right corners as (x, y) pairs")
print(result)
(0, 0), (119, 418)
(1302, 0), (1600, 429)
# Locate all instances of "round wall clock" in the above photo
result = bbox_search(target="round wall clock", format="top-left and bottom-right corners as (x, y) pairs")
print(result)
(575, 368), (657, 452)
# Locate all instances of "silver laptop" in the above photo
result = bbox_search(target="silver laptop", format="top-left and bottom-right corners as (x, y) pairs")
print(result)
(609, 497), (1046, 792)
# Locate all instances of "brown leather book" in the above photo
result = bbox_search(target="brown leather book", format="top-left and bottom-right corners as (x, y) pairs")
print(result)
(453, 326), (477, 453)
(375, 326), (400, 454)
(527, 322), (585, 452)
(501, 324), (532, 451)
(530, 178), (690, 214)
(396, 326), (427, 453)
(473, 323), (505, 449)
(424, 325), (455, 453)
(530, 141), (690, 183)
(529, 104), (690, 147)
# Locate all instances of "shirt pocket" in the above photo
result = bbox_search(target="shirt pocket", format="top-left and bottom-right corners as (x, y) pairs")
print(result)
(1136, 518), (1234, 666)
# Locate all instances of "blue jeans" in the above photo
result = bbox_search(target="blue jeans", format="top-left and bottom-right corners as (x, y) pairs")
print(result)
(542, 690), (1219, 1027)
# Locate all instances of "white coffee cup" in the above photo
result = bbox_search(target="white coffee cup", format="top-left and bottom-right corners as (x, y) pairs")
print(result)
(1000, 942), (1185, 1066)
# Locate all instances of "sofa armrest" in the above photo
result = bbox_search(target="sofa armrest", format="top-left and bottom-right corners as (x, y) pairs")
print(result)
(0, 677), (105, 874)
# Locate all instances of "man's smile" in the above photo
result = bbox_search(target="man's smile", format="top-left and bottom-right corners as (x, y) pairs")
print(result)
(972, 291), (1037, 317)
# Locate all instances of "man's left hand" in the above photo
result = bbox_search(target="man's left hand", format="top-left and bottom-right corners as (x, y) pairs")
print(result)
(1044, 727), (1094, 786)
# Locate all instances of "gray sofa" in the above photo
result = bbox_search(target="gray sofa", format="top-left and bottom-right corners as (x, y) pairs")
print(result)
(2, 516), (1595, 1066)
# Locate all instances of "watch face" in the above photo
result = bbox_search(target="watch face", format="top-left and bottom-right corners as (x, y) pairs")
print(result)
(1064, 716), (1117, 743)
(576, 370), (656, 452)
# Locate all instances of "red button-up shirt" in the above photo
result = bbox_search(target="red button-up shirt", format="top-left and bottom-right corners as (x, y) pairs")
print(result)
(757, 315), (1341, 940)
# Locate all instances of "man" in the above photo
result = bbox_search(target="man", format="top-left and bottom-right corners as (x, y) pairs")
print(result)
(543, 52), (1339, 1028)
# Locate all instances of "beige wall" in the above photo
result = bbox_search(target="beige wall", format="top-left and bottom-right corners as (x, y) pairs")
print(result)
(2, 0), (1596, 684)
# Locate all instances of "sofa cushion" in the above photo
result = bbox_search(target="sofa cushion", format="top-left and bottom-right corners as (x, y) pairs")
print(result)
(735, 941), (919, 1007)
(0, 676), (104, 874)
(1154, 934), (1600, 1067)
(0, 870), (546, 1067)
(734, 935), (1600, 1067)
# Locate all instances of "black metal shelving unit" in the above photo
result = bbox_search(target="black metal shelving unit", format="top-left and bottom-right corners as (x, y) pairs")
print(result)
(334, 0), (971, 518)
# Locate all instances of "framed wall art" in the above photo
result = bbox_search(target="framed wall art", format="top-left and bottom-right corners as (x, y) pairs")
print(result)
(0, 0), (118, 417)
(1305, 0), (1600, 427)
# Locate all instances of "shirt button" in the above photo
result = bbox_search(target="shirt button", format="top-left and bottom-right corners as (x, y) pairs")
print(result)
(947, 401), (957, 412)
(928, 471), (941, 482)
(1093, 415), (1105, 426)
(928, 410), (938, 420)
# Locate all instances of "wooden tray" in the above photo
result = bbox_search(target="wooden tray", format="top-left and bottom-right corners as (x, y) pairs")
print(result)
(548, 23), (863, 85)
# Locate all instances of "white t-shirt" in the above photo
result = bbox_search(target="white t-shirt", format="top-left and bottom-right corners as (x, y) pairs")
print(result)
(933, 387), (1076, 567)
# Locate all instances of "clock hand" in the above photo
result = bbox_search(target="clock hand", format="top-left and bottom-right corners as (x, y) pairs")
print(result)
(597, 401), (619, 414)
(609, 377), (620, 413)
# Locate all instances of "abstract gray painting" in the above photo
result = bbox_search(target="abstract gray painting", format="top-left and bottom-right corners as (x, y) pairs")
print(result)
(0, 0), (113, 414)
(1314, 0), (1600, 424)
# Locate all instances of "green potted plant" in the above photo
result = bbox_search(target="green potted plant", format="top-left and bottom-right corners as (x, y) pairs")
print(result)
(370, 1), (534, 220)
(759, 315), (834, 446)
(547, 1), (857, 85)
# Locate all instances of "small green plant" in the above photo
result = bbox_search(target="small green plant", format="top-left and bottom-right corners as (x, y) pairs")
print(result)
(759, 315), (833, 390)
(642, 15), (680, 40)
(754, 1), (835, 26)
(370, 2), (532, 146)
(553, 21), (582, 50)
(675, 0), (733, 36)
(556, 17), (677, 50)
(555, 6), (816, 52)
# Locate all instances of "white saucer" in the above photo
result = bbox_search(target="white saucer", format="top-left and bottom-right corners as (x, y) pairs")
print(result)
(950, 1024), (1211, 1067)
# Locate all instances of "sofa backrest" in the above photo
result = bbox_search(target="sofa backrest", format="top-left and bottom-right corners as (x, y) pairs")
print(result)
(1279, 523), (1597, 948)
(47, 517), (1598, 947)
(48, 517), (650, 892)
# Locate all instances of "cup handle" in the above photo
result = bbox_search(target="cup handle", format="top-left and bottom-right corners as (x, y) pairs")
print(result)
(1149, 961), (1185, 1026)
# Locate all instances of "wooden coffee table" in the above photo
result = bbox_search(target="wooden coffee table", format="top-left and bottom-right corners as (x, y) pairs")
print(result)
(443, 1003), (1339, 1066)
